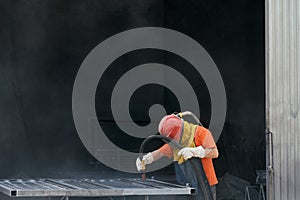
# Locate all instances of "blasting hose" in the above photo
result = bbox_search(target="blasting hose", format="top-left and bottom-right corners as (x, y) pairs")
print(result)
(138, 135), (213, 200)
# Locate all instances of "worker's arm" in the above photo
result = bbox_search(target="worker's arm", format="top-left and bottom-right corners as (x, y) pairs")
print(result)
(204, 147), (219, 158)
(135, 150), (165, 171)
(178, 127), (219, 160)
(140, 144), (171, 162)
(152, 149), (165, 161)
(136, 144), (172, 171)
(177, 146), (218, 160)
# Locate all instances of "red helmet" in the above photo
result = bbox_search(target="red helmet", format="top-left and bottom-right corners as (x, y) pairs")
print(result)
(158, 114), (183, 139)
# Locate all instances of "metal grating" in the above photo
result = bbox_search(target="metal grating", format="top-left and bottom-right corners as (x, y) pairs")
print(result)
(0, 178), (195, 197)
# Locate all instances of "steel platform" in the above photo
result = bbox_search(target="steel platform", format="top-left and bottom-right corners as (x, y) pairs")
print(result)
(0, 178), (195, 197)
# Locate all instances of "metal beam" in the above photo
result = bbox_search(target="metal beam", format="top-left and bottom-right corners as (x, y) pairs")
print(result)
(0, 178), (195, 197)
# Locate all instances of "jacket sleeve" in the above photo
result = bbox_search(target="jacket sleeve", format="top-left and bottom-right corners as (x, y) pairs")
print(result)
(158, 144), (173, 158)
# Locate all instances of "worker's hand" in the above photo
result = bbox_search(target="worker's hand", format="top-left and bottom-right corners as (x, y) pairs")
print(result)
(178, 146), (206, 160)
(136, 153), (154, 171)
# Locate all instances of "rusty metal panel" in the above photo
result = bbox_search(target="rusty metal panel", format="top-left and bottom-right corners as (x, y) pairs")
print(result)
(266, 0), (300, 199)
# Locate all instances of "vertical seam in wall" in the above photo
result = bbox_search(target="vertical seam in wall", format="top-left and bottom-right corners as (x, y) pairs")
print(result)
(296, 0), (300, 199)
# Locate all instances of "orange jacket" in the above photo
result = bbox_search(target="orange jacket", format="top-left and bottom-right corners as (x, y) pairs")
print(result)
(159, 126), (218, 186)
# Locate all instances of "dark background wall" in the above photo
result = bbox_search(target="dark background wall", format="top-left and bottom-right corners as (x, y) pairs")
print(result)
(0, 0), (264, 189)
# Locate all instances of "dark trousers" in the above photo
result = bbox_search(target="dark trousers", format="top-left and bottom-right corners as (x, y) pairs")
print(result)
(174, 159), (215, 200)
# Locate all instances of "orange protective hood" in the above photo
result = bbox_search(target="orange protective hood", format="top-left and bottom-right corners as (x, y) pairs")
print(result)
(158, 114), (183, 139)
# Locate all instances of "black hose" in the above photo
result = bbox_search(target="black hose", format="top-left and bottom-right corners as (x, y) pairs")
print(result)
(189, 158), (214, 200)
(139, 135), (213, 200)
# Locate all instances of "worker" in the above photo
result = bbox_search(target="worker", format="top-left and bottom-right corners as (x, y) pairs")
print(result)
(136, 113), (219, 200)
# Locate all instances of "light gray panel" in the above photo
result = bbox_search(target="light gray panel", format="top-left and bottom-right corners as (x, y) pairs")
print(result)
(266, 0), (300, 199)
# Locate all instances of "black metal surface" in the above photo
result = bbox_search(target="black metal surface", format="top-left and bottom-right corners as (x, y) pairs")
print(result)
(0, 0), (265, 185)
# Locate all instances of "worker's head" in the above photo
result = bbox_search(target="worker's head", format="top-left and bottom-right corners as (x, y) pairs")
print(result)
(158, 114), (183, 139)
